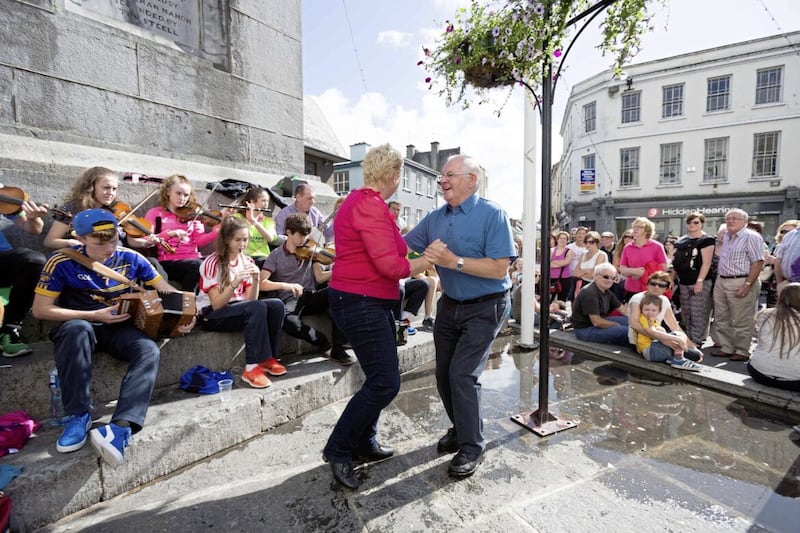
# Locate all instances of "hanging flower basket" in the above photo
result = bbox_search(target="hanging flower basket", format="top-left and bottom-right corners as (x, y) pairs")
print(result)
(463, 62), (515, 89)
(419, 0), (659, 111)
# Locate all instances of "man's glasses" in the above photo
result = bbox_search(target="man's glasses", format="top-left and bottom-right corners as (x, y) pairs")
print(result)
(436, 172), (472, 183)
(599, 274), (617, 280)
(648, 281), (670, 288)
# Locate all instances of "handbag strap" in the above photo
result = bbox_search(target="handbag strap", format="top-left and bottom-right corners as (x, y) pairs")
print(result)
(58, 248), (145, 293)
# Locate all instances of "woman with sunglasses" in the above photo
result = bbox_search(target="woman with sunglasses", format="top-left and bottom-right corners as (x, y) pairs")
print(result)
(572, 231), (608, 297)
(672, 212), (716, 347)
(628, 271), (704, 362)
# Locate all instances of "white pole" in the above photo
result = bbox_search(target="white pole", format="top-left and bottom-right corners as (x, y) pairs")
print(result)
(519, 91), (540, 347)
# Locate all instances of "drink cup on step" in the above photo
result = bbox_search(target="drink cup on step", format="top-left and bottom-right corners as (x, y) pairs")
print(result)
(218, 379), (233, 401)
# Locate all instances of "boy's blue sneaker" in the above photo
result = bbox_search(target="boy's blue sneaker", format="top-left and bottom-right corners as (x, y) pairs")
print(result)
(669, 358), (702, 372)
(90, 423), (132, 467)
(56, 412), (92, 453)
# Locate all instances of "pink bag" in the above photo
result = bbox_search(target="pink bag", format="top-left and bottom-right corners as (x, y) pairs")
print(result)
(0, 411), (40, 457)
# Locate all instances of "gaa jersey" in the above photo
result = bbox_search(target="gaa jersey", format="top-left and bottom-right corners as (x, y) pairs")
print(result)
(35, 246), (161, 311)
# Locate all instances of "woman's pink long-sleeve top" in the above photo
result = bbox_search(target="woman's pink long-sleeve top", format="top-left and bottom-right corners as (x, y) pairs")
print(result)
(330, 188), (410, 300)
(144, 206), (219, 261)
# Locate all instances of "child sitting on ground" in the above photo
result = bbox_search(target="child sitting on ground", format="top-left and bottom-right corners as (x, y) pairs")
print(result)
(635, 294), (701, 371)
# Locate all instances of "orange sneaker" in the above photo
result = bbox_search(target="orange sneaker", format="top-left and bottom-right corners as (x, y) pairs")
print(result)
(259, 357), (287, 376)
(242, 367), (271, 388)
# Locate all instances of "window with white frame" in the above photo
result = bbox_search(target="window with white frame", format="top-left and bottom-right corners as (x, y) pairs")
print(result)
(755, 66), (783, 105)
(583, 101), (596, 133)
(659, 143), (682, 185)
(402, 206), (410, 226)
(661, 84), (684, 118)
(621, 91), (640, 124)
(332, 171), (350, 195)
(582, 154), (595, 171)
(752, 131), (780, 178)
(427, 175), (435, 197)
(415, 171), (424, 194)
(402, 168), (410, 191)
(703, 137), (729, 183)
(619, 147), (639, 187)
(706, 75), (730, 112)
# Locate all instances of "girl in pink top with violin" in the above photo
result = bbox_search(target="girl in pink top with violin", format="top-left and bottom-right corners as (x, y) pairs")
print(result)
(144, 174), (221, 291)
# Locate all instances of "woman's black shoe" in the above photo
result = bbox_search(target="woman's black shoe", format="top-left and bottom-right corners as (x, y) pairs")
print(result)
(353, 443), (395, 463)
(324, 457), (358, 489)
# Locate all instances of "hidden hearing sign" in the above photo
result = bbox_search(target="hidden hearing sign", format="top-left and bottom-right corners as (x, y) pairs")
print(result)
(68, 0), (229, 68)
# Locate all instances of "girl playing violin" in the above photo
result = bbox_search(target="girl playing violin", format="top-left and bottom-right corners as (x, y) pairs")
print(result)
(44, 167), (138, 249)
(233, 187), (280, 269)
(144, 175), (221, 291)
(197, 217), (286, 388)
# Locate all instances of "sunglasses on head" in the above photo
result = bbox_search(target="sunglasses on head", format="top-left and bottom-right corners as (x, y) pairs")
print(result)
(648, 281), (670, 288)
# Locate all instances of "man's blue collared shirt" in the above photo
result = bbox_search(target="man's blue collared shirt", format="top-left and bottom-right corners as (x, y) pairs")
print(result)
(404, 193), (514, 301)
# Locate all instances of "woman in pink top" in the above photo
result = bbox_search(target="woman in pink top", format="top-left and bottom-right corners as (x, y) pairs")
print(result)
(619, 217), (668, 301)
(549, 231), (573, 302)
(322, 144), (431, 490)
(144, 175), (220, 291)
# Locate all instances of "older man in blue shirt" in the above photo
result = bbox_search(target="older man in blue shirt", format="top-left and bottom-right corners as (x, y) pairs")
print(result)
(405, 154), (514, 479)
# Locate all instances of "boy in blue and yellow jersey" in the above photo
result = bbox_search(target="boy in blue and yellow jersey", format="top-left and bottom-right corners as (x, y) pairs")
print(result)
(33, 209), (195, 467)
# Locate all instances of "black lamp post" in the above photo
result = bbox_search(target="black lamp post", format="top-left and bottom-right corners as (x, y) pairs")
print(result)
(511, 0), (617, 437)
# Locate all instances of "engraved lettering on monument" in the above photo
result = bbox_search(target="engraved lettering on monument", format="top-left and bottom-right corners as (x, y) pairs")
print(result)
(70, 0), (201, 51)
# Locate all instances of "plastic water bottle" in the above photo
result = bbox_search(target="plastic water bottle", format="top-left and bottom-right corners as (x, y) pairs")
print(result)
(49, 367), (65, 426)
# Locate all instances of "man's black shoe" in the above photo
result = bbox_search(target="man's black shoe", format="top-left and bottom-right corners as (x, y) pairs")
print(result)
(352, 443), (395, 463)
(330, 345), (356, 366)
(448, 450), (483, 478)
(436, 427), (459, 454)
(324, 456), (359, 489)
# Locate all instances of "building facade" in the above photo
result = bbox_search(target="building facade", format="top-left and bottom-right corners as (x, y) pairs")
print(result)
(558, 32), (800, 243)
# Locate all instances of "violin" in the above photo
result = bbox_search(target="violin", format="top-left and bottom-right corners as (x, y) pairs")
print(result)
(295, 239), (335, 265)
(0, 185), (46, 216)
(109, 201), (176, 254)
(174, 201), (224, 226)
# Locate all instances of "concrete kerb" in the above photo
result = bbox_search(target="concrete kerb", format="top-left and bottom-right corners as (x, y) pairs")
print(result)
(548, 330), (800, 413)
(5, 333), (436, 531)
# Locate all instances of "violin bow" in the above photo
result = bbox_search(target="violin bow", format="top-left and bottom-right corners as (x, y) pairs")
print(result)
(117, 187), (160, 225)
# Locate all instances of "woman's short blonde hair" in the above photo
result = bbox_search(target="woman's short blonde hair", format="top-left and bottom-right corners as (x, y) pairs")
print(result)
(363, 144), (403, 189)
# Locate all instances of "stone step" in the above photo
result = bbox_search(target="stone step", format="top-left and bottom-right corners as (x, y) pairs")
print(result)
(0, 316), (334, 422)
(548, 329), (800, 413)
(3, 330), (436, 531)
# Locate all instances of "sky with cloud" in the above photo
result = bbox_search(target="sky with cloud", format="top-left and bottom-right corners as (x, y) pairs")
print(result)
(302, 0), (799, 219)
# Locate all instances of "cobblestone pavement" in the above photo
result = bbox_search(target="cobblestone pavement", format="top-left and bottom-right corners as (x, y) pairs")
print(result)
(46, 335), (800, 532)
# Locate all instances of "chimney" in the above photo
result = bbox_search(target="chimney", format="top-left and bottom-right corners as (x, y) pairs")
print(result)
(406, 144), (416, 159)
(430, 141), (440, 170)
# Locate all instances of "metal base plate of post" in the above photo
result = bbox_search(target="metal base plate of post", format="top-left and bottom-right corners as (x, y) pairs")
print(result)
(511, 409), (579, 437)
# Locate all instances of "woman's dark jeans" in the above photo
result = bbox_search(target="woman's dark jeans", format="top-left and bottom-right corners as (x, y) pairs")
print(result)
(323, 288), (400, 462)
